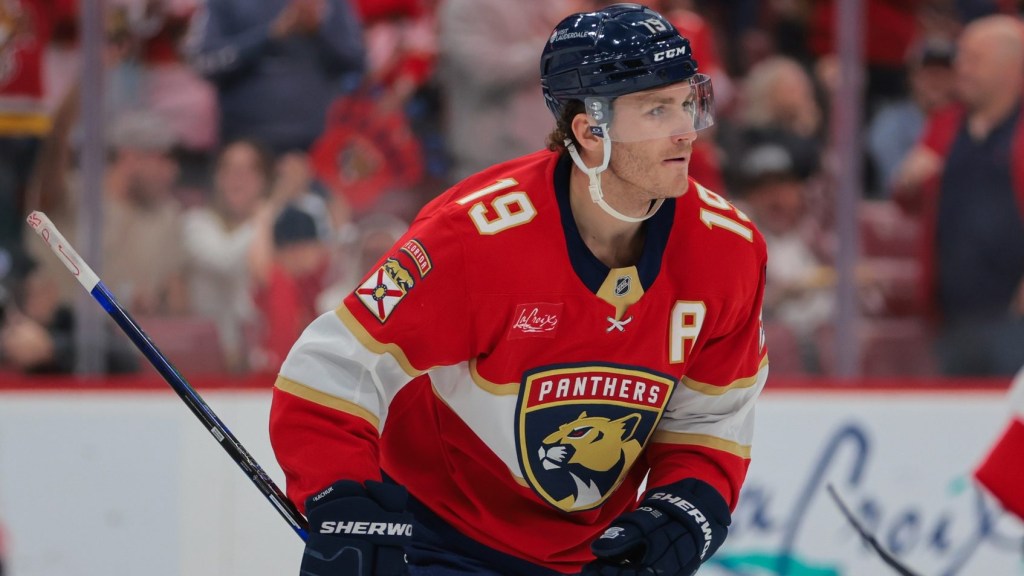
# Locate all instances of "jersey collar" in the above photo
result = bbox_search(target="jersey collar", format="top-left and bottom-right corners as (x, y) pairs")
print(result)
(554, 153), (674, 294)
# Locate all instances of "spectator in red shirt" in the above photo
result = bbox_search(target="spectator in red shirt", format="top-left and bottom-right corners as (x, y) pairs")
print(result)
(868, 37), (957, 197)
(249, 152), (334, 371)
(252, 202), (331, 371)
(808, 0), (920, 108)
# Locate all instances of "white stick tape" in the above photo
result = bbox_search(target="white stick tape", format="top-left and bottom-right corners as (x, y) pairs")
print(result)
(26, 211), (102, 291)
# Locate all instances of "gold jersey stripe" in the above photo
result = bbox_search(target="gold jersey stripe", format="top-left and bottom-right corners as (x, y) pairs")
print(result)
(469, 358), (520, 396)
(652, 430), (752, 459)
(275, 375), (380, 429)
(680, 354), (769, 396)
(0, 114), (52, 136)
(336, 304), (424, 379)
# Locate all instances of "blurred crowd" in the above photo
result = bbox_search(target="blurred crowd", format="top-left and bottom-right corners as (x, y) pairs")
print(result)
(0, 0), (1022, 378)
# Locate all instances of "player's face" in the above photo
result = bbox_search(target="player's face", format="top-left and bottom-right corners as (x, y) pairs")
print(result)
(604, 135), (694, 205)
(603, 84), (701, 201)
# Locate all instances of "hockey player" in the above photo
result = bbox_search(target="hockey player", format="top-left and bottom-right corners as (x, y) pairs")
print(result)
(975, 364), (1024, 521)
(270, 4), (769, 575)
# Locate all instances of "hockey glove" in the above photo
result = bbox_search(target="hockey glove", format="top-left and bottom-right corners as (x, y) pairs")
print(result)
(300, 479), (413, 576)
(582, 479), (730, 576)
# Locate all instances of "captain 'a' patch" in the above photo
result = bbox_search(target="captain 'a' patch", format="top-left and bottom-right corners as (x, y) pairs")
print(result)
(515, 364), (676, 512)
(354, 257), (416, 322)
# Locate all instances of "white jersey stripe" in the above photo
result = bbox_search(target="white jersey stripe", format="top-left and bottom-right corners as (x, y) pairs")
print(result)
(658, 362), (770, 449)
(336, 305), (424, 378)
(429, 362), (524, 478)
(279, 310), (416, 431)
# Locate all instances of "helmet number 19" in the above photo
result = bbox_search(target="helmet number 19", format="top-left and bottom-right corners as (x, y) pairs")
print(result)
(638, 18), (668, 34)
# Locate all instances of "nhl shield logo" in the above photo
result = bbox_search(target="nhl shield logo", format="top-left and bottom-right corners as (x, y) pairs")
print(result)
(614, 276), (631, 297)
(516, 364), (676, 512)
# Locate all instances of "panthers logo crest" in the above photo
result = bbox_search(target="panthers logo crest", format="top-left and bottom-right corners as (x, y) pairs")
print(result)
(538, 412), (643, 510)
(516, 364), (676, 512)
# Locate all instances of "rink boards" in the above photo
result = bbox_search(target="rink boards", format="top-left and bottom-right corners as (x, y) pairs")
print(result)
(0, 380), (1020, 576)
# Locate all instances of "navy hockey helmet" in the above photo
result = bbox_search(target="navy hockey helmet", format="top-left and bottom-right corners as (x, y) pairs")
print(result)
(540, 3), (707, 122)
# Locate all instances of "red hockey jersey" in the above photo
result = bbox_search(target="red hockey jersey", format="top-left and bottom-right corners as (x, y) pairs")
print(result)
(270, 149), (769, 573)
(0, 0), (54, 136)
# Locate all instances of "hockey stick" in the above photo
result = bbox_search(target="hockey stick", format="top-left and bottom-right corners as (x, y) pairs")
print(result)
(826, 484), (922, 576)
(26, 210), (309, 541)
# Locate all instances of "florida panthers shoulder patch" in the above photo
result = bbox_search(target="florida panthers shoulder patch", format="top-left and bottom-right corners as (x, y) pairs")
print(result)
(355, 257), (416, 322)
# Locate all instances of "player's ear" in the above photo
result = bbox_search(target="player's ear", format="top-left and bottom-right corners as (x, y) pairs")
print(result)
(571, 112), (603, 154)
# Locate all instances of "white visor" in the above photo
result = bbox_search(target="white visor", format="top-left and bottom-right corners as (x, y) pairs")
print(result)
(585, 74), (715, 142)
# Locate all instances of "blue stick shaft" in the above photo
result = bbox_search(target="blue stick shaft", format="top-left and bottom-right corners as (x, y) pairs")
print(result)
(27, 211), (309, 541)
(92, 283), (310, 541)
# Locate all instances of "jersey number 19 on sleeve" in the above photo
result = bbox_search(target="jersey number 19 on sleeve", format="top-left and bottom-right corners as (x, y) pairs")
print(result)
(696, 183), (753, 242)
(458, 179), (538, 235)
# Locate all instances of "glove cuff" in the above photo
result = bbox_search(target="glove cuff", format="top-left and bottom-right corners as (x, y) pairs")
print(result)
(642, 478), (730, 562)
(306, 481), (414, 547)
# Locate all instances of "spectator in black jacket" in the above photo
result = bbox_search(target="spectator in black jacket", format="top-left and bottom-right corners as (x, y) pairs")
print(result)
(185, 0), (367, 154)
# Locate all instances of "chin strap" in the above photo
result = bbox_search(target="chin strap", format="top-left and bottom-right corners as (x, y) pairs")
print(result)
(565, 130), (664, 224)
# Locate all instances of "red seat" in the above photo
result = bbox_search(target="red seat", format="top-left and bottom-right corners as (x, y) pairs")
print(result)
(763, 321), (809, 376)
(134, 315), (228, 374)
(817, 318), (938, 376)
(859, 257), (922, 317)
(860, 200), (921, 258)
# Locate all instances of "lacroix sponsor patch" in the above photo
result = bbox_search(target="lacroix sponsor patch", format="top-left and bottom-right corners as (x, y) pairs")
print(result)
(508, 303), (563, 339)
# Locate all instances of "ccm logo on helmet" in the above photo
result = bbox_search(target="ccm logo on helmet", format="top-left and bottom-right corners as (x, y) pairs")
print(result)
(653, 47), (688, 62)
(319, 521), (413, 536)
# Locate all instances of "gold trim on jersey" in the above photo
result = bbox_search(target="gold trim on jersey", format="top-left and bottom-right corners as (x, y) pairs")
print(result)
(651, 430), (752, 459)
(336, 305), (424, 379)
(469, 359), (520, 396)
(275, 376), (381, 428)
(595, 266), (644, 321)
(0, 113), (52, 136)
(680, 355), (769, 396)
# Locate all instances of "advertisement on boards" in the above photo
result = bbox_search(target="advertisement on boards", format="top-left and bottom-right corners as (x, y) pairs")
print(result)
(705, 391), (1024, 576)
